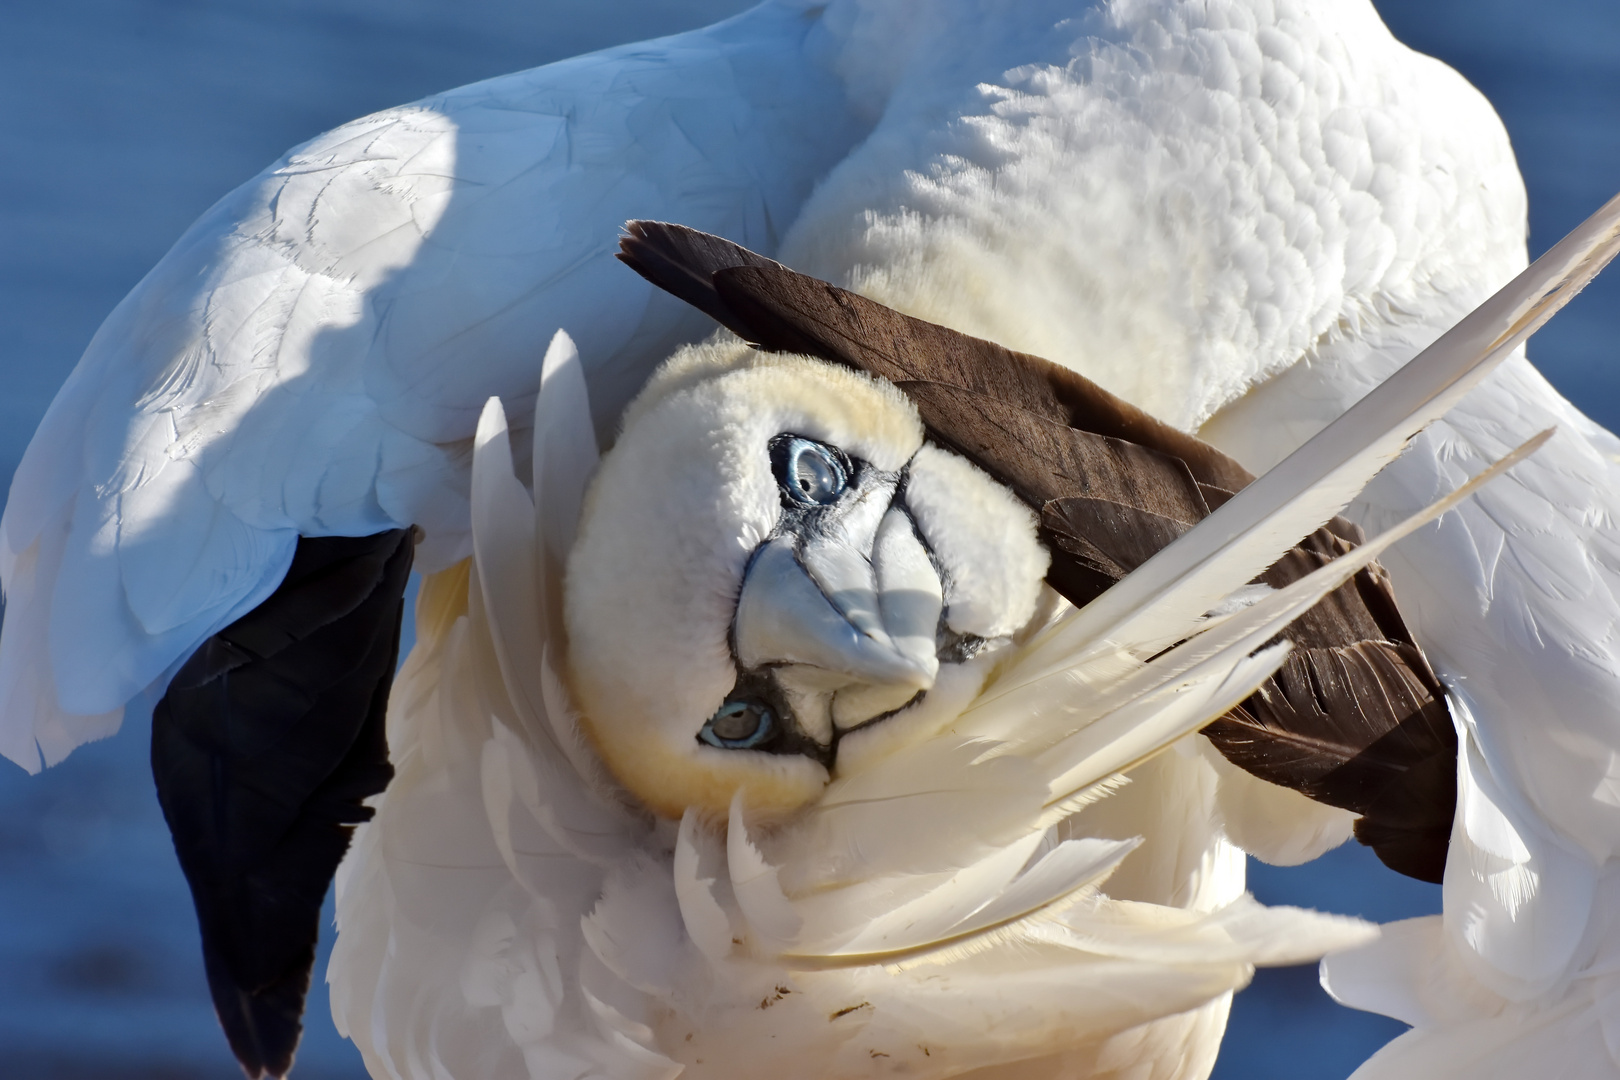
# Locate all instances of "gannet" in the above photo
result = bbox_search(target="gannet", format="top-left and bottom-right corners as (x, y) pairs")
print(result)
(4, 1), (1617, 1077)
(320, 213), (1611, 1078)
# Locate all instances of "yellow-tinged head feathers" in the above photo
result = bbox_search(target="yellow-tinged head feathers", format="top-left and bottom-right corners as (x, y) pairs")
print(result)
(566, 342), (1046, 818)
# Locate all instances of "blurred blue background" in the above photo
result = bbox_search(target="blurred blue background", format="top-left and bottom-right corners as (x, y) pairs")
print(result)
(0, 2), (1614, 1077)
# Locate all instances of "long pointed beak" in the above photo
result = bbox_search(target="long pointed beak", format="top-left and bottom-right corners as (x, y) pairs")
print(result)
(734, 507), (942, 692)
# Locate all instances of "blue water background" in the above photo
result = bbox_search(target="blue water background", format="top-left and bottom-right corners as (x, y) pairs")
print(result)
(0, 2), (1614, 1077)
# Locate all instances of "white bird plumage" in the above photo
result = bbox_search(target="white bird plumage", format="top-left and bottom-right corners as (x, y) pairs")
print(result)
(321, 289), (1563, 1076)
(323, 327), (1364, 1079)
(6, 0), (1620, 1076)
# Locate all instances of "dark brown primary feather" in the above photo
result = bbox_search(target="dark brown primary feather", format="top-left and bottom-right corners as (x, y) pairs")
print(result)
(619, 220), (1253, 492)
(620, 220), (1456, 883)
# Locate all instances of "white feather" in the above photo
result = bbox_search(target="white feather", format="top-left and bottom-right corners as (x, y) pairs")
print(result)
(532, 330), (601, 634)
(726, 792), (806, 950)
(1036, 644), (1296, 813)
(871, 838), (1142, 962)
(471, 398), (551, 738)
(1326, 898), (1620, 1080)
(1442, 693), (1598, 999)
(582, 854), (687, 998)
(786, 831), (1050, 956)
(773, 737), (1047, 889)
(1032, 892), (1376, 970)
(673, 810), (740, 965)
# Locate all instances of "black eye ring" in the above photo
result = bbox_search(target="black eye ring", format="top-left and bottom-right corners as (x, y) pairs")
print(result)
(699, 698), (777, 750)
(770, 435), (849, 507)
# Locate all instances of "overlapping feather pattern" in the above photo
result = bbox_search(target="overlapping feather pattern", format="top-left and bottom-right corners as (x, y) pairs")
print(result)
(329, 319), (1570, 1078)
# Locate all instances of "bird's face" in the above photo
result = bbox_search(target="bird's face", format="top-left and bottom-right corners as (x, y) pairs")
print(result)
(566, 343), (1048, 818)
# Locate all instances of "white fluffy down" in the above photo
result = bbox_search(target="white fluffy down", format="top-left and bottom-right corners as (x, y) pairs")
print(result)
(781, 0), (1524, 434)
(905, 443), (1049, 640)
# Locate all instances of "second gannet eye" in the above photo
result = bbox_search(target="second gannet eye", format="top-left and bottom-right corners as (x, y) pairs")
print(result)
(699, 698), (777, 749)
(773, 436), (848, 506)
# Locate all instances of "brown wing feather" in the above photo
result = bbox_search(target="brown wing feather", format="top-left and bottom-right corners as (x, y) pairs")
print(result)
(617, 220), (782, 336)
(619, 221), (1252, 490)
(711, 263), (1255, 491)
(620, 222), (1456, 883)
(1212, 529), (1456, 881)
(896, 381), (1212, 515)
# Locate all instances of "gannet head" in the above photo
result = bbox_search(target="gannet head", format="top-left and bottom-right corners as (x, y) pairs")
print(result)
(565, 341), (1048, 817)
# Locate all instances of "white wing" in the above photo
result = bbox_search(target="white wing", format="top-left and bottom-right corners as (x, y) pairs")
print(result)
(0, 0), (869, 771)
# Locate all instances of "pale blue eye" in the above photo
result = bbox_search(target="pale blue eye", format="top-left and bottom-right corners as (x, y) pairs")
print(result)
(699, 699), (776, 750)
(777, 437), (847, 506)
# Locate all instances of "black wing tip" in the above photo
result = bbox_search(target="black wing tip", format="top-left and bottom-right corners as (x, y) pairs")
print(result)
(617, 221), (732, 330)
(157, 530), (414, 1080)
(206, 945), (308, 1080)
